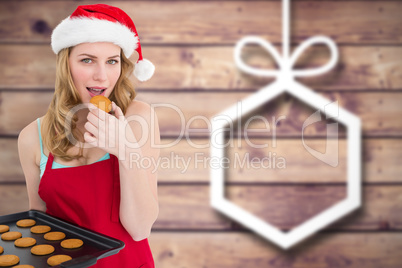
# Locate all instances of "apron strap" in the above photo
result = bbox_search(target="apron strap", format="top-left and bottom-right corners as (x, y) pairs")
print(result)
(45, 152), (54, 171)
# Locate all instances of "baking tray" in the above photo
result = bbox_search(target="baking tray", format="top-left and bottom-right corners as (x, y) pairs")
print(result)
(0, 210), (125, 267)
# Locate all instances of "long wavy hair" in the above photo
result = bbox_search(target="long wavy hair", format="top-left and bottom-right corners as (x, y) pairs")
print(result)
(41, 47), (136, 161)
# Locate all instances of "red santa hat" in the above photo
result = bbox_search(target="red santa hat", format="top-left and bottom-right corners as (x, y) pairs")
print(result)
(51, 4), (154, 81)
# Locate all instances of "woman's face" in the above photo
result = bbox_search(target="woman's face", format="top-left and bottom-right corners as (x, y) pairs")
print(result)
(69, 42), (121, 103)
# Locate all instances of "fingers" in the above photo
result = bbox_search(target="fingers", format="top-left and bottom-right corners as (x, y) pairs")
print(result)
(88, 103), (108, 121)
(86, 112), (99, 129)
(84, 102), (123, 151)
(84, 121), (98, 138)
(84, 131), (97, 146)
(87, 106), (108, 129)
(112, 102), (124, 120)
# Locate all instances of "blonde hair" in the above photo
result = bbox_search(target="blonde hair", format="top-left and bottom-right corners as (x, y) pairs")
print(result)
(42, 47), (135, 161)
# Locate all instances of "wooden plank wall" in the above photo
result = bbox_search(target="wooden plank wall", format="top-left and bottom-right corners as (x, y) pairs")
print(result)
(1, 0), (402, 267)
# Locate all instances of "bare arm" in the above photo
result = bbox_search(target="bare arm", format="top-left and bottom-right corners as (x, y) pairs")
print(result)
(18, 120), (47, 212)
(117, 101), (160, 241)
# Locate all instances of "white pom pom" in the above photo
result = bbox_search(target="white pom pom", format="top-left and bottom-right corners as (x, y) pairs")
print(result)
(134, 59), (155, 81)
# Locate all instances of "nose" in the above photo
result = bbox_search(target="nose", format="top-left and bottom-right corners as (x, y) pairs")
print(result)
(93, 64), (107, 82)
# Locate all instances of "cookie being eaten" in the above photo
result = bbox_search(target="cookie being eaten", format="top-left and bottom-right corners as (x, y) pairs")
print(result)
(90, 95), (112, 113)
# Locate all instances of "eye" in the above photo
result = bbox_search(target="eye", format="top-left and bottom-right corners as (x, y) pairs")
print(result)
(81, 58), (92, 63)
(107, 59), (118, 65)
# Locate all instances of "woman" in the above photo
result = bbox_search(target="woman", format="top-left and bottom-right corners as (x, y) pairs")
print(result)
(17, 4), (159, 267)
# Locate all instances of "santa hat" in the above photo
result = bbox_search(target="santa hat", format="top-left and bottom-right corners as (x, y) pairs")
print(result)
(51, 4), (154, 81)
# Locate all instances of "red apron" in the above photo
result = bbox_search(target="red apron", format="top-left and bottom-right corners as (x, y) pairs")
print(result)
(38, 152), (155, 267)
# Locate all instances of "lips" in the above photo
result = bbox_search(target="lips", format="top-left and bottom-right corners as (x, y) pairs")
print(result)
(87, 87), (106, 97)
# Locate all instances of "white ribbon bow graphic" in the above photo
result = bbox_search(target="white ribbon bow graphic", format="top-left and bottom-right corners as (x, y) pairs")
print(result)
(234, 0), (338, 80)
(234, 35), (339, 79)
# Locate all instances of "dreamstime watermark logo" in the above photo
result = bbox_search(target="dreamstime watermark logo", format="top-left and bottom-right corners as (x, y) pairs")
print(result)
(64, 100), (339, 171)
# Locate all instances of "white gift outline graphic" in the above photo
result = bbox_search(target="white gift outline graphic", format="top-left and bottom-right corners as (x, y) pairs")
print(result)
(209, 0), (361, 249)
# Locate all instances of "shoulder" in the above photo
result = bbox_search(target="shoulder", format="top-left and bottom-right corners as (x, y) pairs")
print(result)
(18, 118), (39, 147)
(126, 99), (155, 118)
(124, 99), (160, 146)
(18, 117), (42, 165)
(125, 99), (159, 126)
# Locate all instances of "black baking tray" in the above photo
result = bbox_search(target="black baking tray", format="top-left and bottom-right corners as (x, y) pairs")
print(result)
(0, 210), (125, 267)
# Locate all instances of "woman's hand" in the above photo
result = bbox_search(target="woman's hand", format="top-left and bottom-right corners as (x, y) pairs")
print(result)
(84, 102), (138, 158)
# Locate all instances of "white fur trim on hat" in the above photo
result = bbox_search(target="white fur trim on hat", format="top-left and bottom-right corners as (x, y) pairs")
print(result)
(51, 17), (138, 57)
(134, 59), (155, 81)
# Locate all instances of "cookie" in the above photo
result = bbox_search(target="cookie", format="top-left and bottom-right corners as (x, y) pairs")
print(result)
(47, 255), (72, 266)
(90, 95), (112, 113)
(0, 255), (19, 267)
(30, 225), (51, 234)
(15, 237), (37, 248)
(16, 219), (36, 228)
(31, 244), (55, 256)
(1, 231), (22, 241)
(0, 246), (3, 254)
(61, 238), (84, 249)
(12, 265), (35, 268)
(0, 225), (9, 233)
(44, 231), (66, 241)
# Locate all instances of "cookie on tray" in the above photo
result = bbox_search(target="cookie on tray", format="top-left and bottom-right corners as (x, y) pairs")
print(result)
(44, 231), (66, 241)
(0, 246), (3, 254)
(16, 219), (36, 228)
(12, 265), (35, 268)
(0, 254), (20, 267)
(30, 225), (51, 234)
(15, 237), (37, 248)
(47, 255), (72, 266)
(0, 225), (9, 234)
(61, 238), (84, 249)
(1, 231), (22, 241)
(31, 244), (55, 256)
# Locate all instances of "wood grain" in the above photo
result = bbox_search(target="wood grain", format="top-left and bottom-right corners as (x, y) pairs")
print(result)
(136, 91), (402, 138)
(0, 1), (401, 45)
(2, 138), (401, 184)
(1, 45), (401, 91)
(0, 138), (22, 183)
(149, 232), (402, 268)
(0, 91), (400, 137)
(1, 137), (401, 184)
(0, 184), (29, 215)
(1, 184), (401, 231)
(156, 184), (402, 231)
